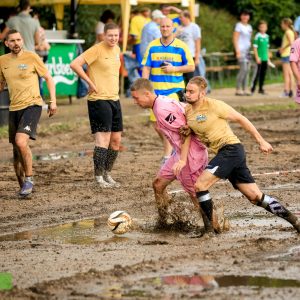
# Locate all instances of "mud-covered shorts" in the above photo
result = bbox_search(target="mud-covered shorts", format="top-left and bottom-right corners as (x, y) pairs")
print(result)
(158, 153), (203, 196)
(88, 99), (123, 133)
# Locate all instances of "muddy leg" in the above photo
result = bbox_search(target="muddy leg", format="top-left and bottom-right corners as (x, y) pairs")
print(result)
(153, 177), (174, 225)
(190, 195), (222, 233)
(13, 145), (25, 188)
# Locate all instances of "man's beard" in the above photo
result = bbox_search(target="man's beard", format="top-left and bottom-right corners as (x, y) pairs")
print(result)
(11, 46), (21, 54)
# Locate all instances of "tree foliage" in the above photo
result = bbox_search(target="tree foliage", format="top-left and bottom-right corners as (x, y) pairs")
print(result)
(200, 0), (300, 46)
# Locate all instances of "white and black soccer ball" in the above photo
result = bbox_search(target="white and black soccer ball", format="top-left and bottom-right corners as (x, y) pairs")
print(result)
(107, 211), (132, 234)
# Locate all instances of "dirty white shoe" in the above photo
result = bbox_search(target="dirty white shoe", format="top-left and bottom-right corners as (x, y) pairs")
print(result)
(104, 174), (120, 188)
(95, 176), (113, 188)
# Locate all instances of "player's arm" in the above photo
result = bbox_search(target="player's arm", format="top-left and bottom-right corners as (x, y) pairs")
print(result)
(0, 70), (5, 92)
(70, 55), (98, 93)
(291, 61), (300, 85)
(227, 108), (273, 154)
(142, 66), (151, 79)
(173, 133), (191, 176)
(43, 71), (57, 117)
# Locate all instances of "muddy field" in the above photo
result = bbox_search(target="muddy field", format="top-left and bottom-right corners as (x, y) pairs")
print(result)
(0, 84), (300, 299)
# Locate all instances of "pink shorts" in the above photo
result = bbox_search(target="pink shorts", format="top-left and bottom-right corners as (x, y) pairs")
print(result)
(296, 85), (300, 104)
(158, 154), (202, 197)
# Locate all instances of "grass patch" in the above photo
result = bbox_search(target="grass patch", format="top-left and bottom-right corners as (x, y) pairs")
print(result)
(0, 126), (8, 139)
(237, 102), (297, 113)
(38, 119), (89, 136)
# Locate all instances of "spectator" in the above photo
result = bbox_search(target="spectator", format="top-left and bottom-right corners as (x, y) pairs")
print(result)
(32, 11), (50, 98)
(233, 10), (252, 96)
(95, 9), (115, 43)
(5, 0), (40, 52)
(140, 7), (151, 22)
(140, 9), (165, 60)
(160, 4), (182, 30)
(129, 7), (150, 65)
(279, 18), (296, 98)
(251, 20), (269, 95)
(142, 17), (194, 162)
(177, 10), (201, 83)
(294, 15), (300, 37)
(290, 37), (300, 104)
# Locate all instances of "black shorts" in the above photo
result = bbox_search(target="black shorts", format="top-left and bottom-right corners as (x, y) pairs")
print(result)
(206, 143), (255, 189)
(87, 99), (123, 134)
(9, 105), (42, 143)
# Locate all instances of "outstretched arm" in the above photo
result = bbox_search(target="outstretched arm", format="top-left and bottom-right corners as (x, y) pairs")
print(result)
(227, 108), (273, 154)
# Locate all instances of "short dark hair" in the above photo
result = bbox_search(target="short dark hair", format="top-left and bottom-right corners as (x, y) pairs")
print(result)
(19, 0), (30, 11)
(104, 23), (119, 33)
(182, 10), (191, 19)
(5, 29), (20, 41)
(240, 9), (251, 17)
(100, 9), (115, 23)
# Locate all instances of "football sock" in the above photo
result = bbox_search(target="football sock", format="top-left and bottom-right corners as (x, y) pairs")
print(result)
(93, 146), (107, 176)
(257, 194), (300, 233)
(105, 148), (118, 172)
(196, 191), (214, 232)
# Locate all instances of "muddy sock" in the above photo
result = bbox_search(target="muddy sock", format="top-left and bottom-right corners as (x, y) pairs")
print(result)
(257, 194), (300, 233)
(25, 176), (33, 183)
(93, 147), (108, 176)
(105, 148), (118, 172)
(196, 191), (214, 232)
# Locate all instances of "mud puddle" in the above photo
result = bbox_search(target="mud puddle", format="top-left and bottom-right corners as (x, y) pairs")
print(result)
(0, 218), (185, 245)
(0, 218), (143, 245)
(73, 274), (300, 298)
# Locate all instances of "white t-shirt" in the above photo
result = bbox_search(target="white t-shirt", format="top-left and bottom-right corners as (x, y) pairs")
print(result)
(177, 22), (201, 57)
(234, 22), (252, 53)
(95, 21), (105, 34)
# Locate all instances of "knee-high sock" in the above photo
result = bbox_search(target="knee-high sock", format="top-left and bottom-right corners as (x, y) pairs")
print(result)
(196, 191), (214, 232)
(257, 194), (300, 232)
(93, 146), (108, 176)
(105, 148), (118, 172)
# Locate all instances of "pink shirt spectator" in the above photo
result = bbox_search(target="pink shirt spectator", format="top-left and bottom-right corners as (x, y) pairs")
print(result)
(290, 38), (300, 103)
(153, 95), (208, 196)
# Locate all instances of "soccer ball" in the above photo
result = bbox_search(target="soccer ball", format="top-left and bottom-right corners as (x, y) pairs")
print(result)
(107, 211), (132, 234)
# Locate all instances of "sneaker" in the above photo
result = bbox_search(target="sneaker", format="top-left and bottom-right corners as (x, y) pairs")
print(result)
(95, 176), (113, 188)
(19, 180), (33, 197)
(258, 90), (267, 95)
(104, 174), (121, 188)
(288, 90), (293, 98)
(235, 90), (245, 96)
(279, 91), (289, 98)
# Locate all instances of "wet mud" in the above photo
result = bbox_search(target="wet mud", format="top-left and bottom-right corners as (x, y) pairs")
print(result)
(0, 85), (300, 299)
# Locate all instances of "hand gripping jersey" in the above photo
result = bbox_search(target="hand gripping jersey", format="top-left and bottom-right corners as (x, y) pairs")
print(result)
(153, 95), (208, 195)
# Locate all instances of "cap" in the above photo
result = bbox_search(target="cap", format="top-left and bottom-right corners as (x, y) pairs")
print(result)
(152, 10), (165, 19)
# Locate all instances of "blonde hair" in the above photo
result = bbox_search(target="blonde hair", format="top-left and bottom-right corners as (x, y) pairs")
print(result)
(282, 18), (295, 33)
(130, 78), (154, 93)
(188, 76), (208, 90)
